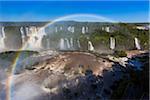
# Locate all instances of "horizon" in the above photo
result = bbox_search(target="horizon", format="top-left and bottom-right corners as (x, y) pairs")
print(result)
(0, 1), (149, 22)
(0, 21), (149, 23)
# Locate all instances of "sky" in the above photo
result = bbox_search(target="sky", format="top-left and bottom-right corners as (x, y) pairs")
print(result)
(0, 0), (149, 22)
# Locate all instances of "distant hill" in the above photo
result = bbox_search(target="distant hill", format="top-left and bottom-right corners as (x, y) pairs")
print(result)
(0, 21), (148, 27)
(0, 22), (49, 26)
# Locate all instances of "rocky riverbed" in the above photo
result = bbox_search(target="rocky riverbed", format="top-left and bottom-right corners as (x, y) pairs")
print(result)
(0, 50), (149, 100)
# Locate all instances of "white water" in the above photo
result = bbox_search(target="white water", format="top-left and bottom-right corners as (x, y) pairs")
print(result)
(55, 27), (58, 33)
(70, 38), (73, 48)
(60, 26), (63, 30)
(68, 26), (74, 33)
(82, 26), (88, 34)
(20, 27), (26, 45)
(0, 27), (6, 49)
(72, 27), (75, 33)
(82, 27), (86, 34)
(86, 26), (88, 33)
(110, 37), (115, 50)
(59, 38), (65, 50)
(65, 38), (71, 49)
(25, 27), (29, 36)
(134, 37), (141, 50)
(77, 39), (81, 48)
(35, 28), (46, 49)
(26, 27), (46, 50)
(88, 41), (94, 51)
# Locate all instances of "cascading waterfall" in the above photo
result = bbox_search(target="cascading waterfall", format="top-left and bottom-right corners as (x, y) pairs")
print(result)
(60, 26), (63, 30)
(65, 38), (71, 49)
(88, 41), (94, 51)
(77, 39), (81, 49)
(110, 37), (115, 50)
(72, 27), (75, 33)
(70, 38), (73, 49)
(25, 27), (29, 36)
(68, 26), (74, 33)
(82, 26), (88, 34)
(59, 38), (65, 50)
(26, 27), (37, 48)
(82, 27), (86, 34)
(35, 27), (46, 49)
(134, 37), (141, 50)
(26, 27), (46, 50)
(86, 26), (88, 33)
(0, 27), (6, 49)
(55, 27), (58, 33)
(20, 27), (26, 46)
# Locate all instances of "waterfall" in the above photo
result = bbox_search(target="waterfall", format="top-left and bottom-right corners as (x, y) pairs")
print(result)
(60, 26), (63, 30)
(35, 27), (46, 49)
(70, 26), (75, 33)
(55, 27), (58, 33)
(86, 26), (88, 33)
(65, 38), (71, 49)
(68, 26), (74, 33)
(88, 41), (94, 51)
(82, 26), (88, 34)
(26, 27), (37, 48)
(105, 27), (110, 32)
(25, 27), (29, 36)
(77, 39), (81, 48)
(1, 27), (5, 38)
(0, 27), (5, 49)
(82, 27), (86, 34)
(26, 27), (46, 50)
(134, 37), (141, 50)
(70, 38), (73, 48)
(59, 38), (65, 50)
(110, 37), (115, 50)
(20, 27), (26, 45)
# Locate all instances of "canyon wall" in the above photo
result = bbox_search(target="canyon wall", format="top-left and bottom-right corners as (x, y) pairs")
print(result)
(0, 22), (149, 52)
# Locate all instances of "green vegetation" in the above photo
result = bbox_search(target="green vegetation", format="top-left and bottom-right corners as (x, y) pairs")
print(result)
(87, 23), (149, 50)
(130, 29), (149, 49)
(88, 27), (134, 50)
(118, 23), (149, 49)
(114, 50), (127, 57)
(90, 30), (110, 46)
(0, 50), (38, 62)
(79, 34), (88, 50)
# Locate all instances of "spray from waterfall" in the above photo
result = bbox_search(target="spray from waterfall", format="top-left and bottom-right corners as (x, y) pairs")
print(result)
(134, 37), (141, 50)
(25, 27), (46, 50)
(46, 38), (50, 49)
